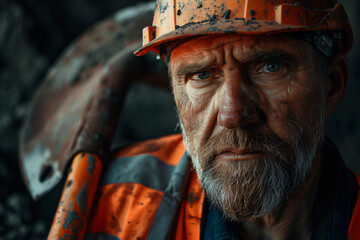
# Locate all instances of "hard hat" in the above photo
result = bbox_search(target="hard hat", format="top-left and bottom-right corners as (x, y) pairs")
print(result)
(134, 0), (353, 57)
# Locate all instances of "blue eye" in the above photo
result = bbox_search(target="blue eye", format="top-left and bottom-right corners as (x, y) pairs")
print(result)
(196, 71), (211, 79)
(190, 71), (211, 80)
(262, 62), (281, 73)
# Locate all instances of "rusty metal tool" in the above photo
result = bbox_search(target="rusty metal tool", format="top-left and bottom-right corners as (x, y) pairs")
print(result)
(19, 3), (169, 239)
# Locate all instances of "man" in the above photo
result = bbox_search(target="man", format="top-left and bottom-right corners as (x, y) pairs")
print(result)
(85, 0), (360, 239)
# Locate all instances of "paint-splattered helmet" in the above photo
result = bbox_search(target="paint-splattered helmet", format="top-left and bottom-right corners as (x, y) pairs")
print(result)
(134, 0), (352, 57)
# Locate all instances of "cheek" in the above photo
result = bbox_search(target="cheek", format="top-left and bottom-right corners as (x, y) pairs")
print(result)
(173, 84), (202, 134)
(185, 83), (217, 111)
(260, 83), (303, 141)
(265, 103), (294, 140)
(174, 83), (219, 143)
(263, 76), (323, 142)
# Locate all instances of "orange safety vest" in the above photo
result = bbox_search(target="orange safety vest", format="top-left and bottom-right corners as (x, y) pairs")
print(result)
(85, 134), (360, 240)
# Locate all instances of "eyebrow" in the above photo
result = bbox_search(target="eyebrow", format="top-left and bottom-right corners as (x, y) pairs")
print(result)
(172, 49), (297, 77)
(244, 50), (297, 64)
(174, 62), (216, 77)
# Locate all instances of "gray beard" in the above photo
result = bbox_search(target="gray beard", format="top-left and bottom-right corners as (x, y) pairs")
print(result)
(179, 111), (325, 222)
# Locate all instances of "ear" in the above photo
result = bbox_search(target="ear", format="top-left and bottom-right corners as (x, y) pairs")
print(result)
(325, 55), (348, 117)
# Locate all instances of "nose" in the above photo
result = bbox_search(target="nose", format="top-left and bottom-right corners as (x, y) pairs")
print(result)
(218, 78), (259, 129)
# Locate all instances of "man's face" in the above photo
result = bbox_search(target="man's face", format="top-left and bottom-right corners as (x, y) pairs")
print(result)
(169, 34), (327, 221)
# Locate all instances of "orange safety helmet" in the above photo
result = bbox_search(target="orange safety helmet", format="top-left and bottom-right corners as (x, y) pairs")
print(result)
(134, 0), (353, 57)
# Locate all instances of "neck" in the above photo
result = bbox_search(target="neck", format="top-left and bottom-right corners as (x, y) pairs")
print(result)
(243, 148), (323, 240)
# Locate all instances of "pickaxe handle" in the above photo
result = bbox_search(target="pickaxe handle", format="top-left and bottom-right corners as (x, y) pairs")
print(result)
(48, 152), (102, 239)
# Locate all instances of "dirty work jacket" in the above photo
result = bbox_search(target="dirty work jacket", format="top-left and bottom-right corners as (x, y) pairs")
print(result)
(84, 134), (360, 240)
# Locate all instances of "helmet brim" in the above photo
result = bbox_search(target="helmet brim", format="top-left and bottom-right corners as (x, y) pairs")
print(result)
(135, 5), (352, 56)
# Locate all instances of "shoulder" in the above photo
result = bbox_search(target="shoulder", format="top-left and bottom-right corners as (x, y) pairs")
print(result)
(99, 134), (186, 189)
(86, 134), (193, 239)
(112, 133), (185, 166)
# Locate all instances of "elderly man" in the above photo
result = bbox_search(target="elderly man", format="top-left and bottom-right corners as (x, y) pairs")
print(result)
(84, 0), (360, 239)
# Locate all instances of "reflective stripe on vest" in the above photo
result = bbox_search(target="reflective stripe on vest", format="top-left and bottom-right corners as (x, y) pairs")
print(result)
(85, 134), (204, 240)
(85, 133), (360, 239)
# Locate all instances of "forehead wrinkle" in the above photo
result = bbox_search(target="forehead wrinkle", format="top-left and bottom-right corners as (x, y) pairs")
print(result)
(171, 36), (246, 67)
(172, 49), (218, 76)
(230, 35), (307, 63)
(171, 34), (314, 76)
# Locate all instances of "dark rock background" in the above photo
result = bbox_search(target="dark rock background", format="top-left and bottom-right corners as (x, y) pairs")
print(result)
(0, 0), (359, 239)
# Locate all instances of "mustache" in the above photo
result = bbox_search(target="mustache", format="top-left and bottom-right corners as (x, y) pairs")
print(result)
(198, 127), (295, 168)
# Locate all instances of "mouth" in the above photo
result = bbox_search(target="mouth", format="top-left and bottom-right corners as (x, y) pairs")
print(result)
(215, 148), (262, 161)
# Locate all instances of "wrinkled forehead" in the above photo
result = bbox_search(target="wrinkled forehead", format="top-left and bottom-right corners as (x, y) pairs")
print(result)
(168, 33), (307, 62)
